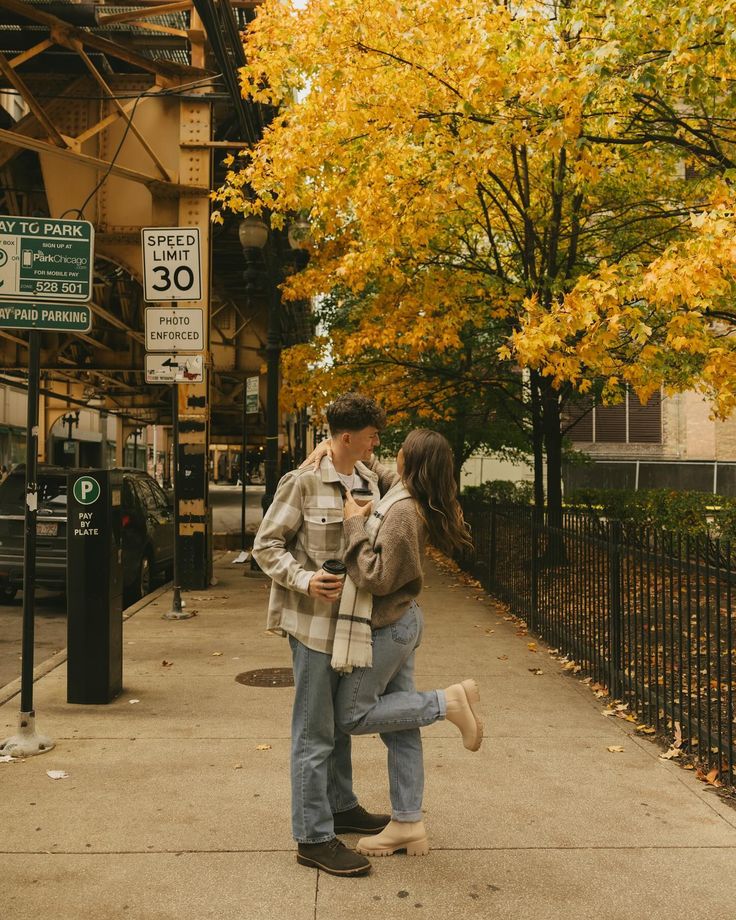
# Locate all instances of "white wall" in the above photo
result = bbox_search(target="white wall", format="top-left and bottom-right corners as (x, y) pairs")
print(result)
(460, 455), (535, 488)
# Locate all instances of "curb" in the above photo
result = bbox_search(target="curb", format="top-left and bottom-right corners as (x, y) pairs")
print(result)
(0, 579), (173, 708)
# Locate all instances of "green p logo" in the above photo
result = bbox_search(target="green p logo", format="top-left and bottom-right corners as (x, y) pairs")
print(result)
(73, 476), (100, 505)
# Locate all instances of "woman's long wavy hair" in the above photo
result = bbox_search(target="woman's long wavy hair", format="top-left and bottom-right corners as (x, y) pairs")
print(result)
(400, 429), (473, 556)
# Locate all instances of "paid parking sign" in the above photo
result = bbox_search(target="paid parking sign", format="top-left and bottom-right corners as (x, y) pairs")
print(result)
(73, 476), (101, 505)
(141, 227), (202, 302)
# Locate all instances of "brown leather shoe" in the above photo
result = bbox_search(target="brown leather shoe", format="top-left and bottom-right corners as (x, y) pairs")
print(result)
(297, 838), (371, 876)
(333, 804), (390, 834)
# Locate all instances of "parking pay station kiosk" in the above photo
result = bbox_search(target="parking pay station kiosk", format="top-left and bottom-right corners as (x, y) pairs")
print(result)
(66, 470), (124, 704)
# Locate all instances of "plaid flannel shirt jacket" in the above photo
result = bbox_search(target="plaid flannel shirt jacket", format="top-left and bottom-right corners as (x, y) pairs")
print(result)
(252, 456), (381, 654)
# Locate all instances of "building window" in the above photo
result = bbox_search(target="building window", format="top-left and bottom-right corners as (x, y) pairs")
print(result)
(565, 389), (661, 444)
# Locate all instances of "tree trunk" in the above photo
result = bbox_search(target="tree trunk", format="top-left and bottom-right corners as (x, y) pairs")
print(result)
(542, 384), (566, 565)
(530, 371), (545, 510)
(452, 409), (467, 490)
(543, 389), (563, 529)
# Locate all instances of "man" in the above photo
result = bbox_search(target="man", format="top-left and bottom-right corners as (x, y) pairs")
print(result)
(252, 393), (389, 877)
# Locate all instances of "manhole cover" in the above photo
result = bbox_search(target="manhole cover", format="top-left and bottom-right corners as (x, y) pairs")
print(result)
(235, 667), (294, 687)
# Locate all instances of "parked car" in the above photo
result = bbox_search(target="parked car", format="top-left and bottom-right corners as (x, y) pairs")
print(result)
(0, 466), (174, 604)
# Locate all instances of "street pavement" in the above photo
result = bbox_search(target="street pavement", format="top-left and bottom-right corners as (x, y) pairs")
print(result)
(2, 552), (736, 919)
(209, 483), (265, 542)
(0, 483), (260, 691)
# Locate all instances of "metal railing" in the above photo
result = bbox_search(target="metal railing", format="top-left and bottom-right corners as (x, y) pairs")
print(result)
(458, 502), (736, 784)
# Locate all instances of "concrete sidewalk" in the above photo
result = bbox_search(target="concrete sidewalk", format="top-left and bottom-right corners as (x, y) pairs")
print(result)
(2, 553), (736, 920)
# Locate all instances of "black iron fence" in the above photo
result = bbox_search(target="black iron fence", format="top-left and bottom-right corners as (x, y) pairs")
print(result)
(458, 502), (736, 785)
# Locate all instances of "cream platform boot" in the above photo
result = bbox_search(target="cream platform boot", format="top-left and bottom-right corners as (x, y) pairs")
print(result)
(444, 679), (483, 751)
(356, 820), (430, 857)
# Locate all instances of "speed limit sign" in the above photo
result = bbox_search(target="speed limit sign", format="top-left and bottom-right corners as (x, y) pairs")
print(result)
(141, 227), (202, 302)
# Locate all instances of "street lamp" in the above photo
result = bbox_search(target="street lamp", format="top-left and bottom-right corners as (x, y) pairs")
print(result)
(60, 411), (80, 466)
(239, 213), (309, 514)
(60, 410), (80, 441)
(129, 426), (143, 469)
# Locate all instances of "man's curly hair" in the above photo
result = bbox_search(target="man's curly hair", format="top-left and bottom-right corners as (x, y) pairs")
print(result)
(326, 393), (386, 434)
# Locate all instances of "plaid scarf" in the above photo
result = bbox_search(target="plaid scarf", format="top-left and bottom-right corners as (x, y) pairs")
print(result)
(331, 482), (412, 674)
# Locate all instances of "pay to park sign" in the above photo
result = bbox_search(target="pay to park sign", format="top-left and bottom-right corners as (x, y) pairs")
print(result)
(0, 216), (94, 302)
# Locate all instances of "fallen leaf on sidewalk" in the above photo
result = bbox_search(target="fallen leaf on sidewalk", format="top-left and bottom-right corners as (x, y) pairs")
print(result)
(46, 770), (69, 779)
(161, 660), (173, 668)
(211, 652), (223, 657)
(497, 655), (509, 661)
(697, 767), (723, 787)
(484, 628), (494, 636)
(602, 710), (616, 717)
(0, 755), (16, 763)
(527, 642), (537, 652)
(234, 763), (243, 770)
(255, 744), (272, 751)
(636, 725), (656, 734)
(528, 668), (543, 675)
(607, 746), (625, 753)
(659, 748), (681, 760)
(129, 699), (140, 704)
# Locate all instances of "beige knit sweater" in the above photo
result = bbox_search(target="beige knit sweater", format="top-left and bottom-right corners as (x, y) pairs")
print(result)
(342, 496), (427, 630)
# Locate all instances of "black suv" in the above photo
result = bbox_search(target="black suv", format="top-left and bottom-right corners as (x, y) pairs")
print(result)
(0, 466), (174, 603)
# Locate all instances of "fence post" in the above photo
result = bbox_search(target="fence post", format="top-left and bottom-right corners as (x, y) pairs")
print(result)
(530, 507), (540, 632)
(488, 500), (497, 590)
(608, 519), (623, 698)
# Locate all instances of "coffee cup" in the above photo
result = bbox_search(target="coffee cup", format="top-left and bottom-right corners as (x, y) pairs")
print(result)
(350, 487), (373, 507)
(321, 558), (347, 582)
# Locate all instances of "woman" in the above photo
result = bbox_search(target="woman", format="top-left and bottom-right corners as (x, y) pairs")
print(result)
(306, 428), (482, 858)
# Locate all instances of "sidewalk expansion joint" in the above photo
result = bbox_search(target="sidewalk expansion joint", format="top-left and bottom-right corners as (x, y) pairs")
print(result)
(3, 844), (736, 856)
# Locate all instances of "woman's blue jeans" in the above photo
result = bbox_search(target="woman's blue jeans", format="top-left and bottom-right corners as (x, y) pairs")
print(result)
(334, 602), (445, 822)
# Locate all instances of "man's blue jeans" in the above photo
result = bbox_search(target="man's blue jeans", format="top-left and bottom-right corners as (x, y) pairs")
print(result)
(334, 603), (445, 822)
(289, 636), (358, 843)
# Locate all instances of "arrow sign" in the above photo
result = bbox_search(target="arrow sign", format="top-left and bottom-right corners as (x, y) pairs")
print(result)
(145, 353), (203, 384)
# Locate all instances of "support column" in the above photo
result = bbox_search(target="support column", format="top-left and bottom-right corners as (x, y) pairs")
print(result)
(175, 96), (211, 589)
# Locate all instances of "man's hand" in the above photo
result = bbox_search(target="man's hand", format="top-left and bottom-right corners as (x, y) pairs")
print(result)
(308, 571), (344, 601)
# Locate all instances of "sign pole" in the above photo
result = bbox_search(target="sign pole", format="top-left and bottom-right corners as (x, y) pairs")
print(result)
(164, 382), (192, 620)
(0, 330), (54, 756)
(241, 389), (247, 552)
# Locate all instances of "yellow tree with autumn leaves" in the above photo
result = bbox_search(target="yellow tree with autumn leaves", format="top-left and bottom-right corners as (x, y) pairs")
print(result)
(509, 1), (736, 419)
(213, 0), (729, 518)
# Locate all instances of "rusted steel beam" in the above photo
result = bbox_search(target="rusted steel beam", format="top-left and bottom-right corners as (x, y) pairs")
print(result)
(0, 127), (210, 196)
(7, 38), (54, 69)
(96, 1), (193, 25)
(0, 52), (69, 148)
(0, 0), (208, 80)
(76, 47), (173, 181)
